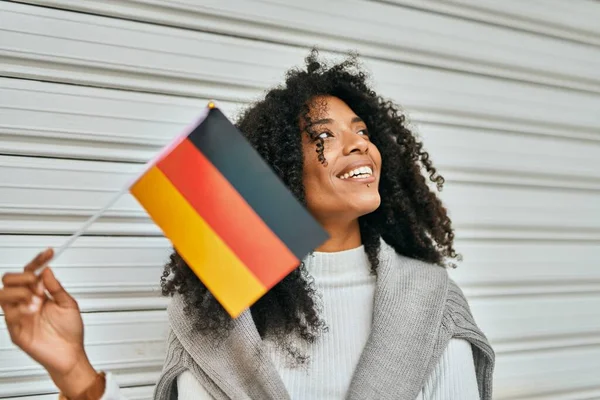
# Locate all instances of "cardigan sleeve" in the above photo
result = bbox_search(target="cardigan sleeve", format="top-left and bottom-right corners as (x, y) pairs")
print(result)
(421, 338), (480, 400)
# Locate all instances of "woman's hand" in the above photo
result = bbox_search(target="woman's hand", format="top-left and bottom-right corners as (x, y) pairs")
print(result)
(0, 249), (98, 398)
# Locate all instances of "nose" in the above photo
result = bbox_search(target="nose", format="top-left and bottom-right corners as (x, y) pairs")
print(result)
(342, 130), (369, 155)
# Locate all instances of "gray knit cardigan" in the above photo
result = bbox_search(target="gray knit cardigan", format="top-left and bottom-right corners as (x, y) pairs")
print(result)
(154, 240), (494, 400)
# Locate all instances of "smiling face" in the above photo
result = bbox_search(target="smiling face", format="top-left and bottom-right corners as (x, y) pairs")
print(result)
(302, 96), (382, 225)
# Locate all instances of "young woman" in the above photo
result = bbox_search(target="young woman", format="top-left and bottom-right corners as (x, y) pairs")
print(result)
(0, 52), (494, 400)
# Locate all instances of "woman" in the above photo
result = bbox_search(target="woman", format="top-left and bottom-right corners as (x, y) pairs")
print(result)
(0, 52), (494, 400)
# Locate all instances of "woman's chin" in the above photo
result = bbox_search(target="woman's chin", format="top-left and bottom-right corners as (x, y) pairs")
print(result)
(353, 196), (382, 217)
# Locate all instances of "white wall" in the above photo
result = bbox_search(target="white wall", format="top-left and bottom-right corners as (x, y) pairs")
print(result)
(1, 1), (599, 398)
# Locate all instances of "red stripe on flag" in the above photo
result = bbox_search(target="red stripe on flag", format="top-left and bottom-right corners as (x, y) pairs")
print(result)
(157, 138), (300, 289)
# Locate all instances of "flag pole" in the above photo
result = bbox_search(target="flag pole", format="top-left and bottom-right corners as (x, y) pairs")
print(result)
(34, 184), (130, 276)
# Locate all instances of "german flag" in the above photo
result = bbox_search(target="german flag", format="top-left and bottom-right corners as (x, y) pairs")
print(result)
(130, 103), (328, 317)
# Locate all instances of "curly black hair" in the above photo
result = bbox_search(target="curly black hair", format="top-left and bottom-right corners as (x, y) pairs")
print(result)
(161, 50), (459, 356)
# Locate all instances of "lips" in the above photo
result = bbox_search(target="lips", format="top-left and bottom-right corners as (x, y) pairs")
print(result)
(336, 161), (375, 180)
(338, 166), (373, 180)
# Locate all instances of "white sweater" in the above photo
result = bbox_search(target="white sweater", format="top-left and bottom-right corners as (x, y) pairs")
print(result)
(102, 245), (479, 399)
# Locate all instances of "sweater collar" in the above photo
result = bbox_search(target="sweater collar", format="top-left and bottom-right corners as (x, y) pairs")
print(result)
(303, 244), (371, 279)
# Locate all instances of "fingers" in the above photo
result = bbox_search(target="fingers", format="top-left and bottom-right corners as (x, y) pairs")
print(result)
(2, 271), (37, 287)
(1, 249), (76, 311)
(3, 302), (22, 324)
(40, 268), (77, 308)
(1, 249), (54, 311)
(2, 295), (42, 319)
(0, 280), (42, 315)
(0, 287), (42, 321)
(1, 270), (37, 306)
(2, 303), (24, 346)
(2, 297), (44, 349)
(0, 286), (34, 305)
(24, 248), (54, 273)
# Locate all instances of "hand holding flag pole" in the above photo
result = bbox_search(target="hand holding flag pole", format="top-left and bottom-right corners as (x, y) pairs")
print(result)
(34, 102), (328, 317)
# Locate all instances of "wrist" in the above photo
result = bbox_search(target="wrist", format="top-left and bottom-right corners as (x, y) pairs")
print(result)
(50, 353), (98, 399)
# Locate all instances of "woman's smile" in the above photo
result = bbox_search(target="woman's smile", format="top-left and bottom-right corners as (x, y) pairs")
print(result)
(336, 160), (376, 183)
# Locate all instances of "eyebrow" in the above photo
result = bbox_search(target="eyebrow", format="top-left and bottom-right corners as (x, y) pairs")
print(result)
(312, 116), (364, 125)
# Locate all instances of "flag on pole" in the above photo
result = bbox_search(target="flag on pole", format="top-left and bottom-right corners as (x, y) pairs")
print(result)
(130, 103), (328, 317)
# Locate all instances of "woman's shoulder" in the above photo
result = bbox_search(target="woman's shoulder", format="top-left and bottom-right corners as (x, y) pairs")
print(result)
(380, 239), (474, 321)
(380, 240), (451, 285)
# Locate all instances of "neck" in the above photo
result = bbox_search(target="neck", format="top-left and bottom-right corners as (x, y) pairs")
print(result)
(315, 218), (361, 252)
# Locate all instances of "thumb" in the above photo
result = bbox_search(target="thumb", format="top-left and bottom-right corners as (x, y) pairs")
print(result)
(40, 268), (77, 308)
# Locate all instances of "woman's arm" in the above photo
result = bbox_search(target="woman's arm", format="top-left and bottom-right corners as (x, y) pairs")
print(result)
(421, 338), (480, 400)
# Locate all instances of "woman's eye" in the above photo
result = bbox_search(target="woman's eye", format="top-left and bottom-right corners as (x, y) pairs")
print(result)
(317, 131), (333, 139)
(358, 129), (369, 136)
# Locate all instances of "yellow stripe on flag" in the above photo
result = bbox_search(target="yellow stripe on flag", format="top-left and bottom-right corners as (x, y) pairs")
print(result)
(131, 166), (267, 317)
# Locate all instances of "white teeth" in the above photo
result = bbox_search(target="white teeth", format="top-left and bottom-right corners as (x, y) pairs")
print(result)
(339, 166), (373, 179)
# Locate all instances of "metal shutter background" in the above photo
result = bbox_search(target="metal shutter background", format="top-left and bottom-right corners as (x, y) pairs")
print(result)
(1, 1), (599, 398)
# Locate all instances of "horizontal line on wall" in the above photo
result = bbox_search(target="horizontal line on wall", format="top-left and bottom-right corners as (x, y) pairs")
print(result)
(415, 117), (600, 144)
(0, 262), (163, 269)
(0, 232), (160, 238)
(467, 290), (600, 302)
(494, 334), (600, 355)
(446, 171), (600, 193)
(3, 228), (599, 242)
(76, 305), (168, 315)
(463, 280), (600, 298)
(0, 150), (144, 165)
(456, 237), (600, 245)
(514, 385), (600, 400)
(457, 227), (600, 242)
(0, 234), (169, 246)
